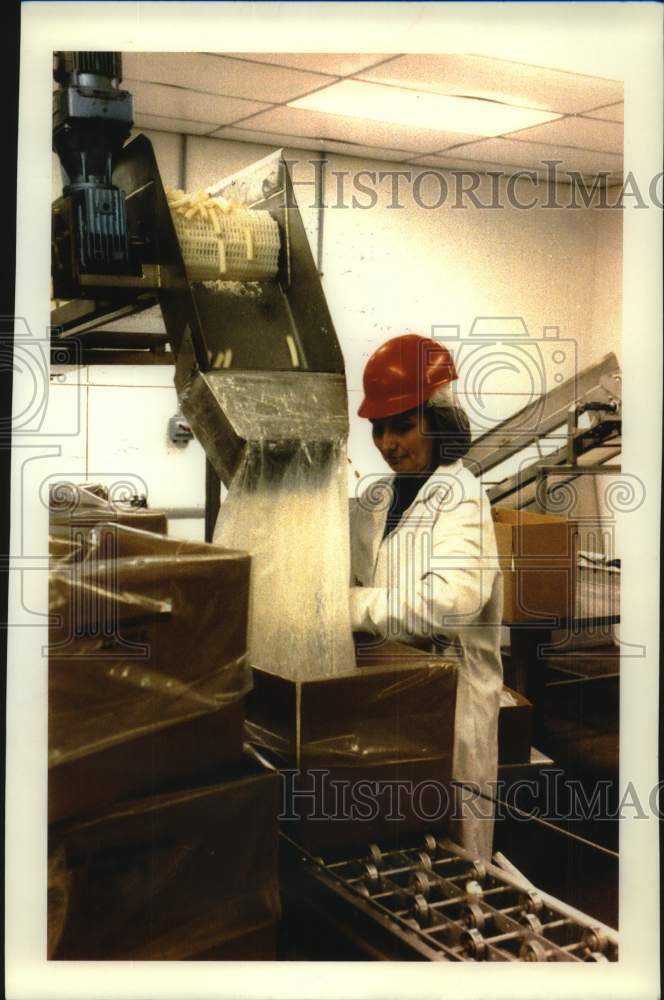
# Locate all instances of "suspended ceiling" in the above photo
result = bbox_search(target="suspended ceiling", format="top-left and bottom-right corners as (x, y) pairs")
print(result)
(122, 51), (623, 181)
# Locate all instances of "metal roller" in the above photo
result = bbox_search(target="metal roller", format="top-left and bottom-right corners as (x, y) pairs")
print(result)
(520, 912), (543, 935)
(363, 862), (381, 891)
(368, 843), (384, 870)
(520, 890), (544, 915)
(461, 927), (487, 960)
(410, 894), (431, 927)
(520, 939), (552, 962)
(460, 902), (486, 932)
(583, 926), (609, 955)
(300, 836), (619, 963)
(409, 871), (432, 899)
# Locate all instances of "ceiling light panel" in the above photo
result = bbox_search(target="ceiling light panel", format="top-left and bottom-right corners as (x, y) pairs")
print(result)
(507, 116), (623, 153)
(236, 104), (479, 154)
(123, 52), (331, 103)
(289, 80), (562, 137)
(221, 52), (395, 76)
(357, 54), (623, 115)
(127, 80), (270, 126)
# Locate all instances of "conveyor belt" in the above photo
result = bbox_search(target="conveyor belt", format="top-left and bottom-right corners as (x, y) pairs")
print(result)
(281, 833), (618, 962)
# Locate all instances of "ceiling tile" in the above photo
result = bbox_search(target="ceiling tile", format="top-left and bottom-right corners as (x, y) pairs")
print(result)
(432, 138), (622, 176)
(506, 116), (622, 153)
(409, 152), (531, 173)
(123, 52), (332, 103)
(583, 102), (624, 124)
(231, 105), (480, 155)
(211, 125), (418, 163)
(127, 79), (270, 127)
(357, 54), (623, 115)
(221, 53), (396, 77)
(212, 126), (416, 164)
(133, 113), (218, 136)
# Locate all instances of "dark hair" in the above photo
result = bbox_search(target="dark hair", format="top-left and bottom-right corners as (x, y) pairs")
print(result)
(421, 404), (472, 465)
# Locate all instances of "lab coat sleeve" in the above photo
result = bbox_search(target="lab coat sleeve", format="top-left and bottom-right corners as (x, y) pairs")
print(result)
(349, 492), (498, 640)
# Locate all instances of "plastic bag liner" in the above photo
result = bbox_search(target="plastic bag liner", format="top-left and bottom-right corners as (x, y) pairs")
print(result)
(245, 662), (457, 851)
(214, 438), (356, 680)
(245, 659), (458, 769)
(49, 522), (252, 766)
(47, 846), (71, 959)
(54, 867), (280, 961)
(49, 482), (168, 538)
(50, 757), (280, 960)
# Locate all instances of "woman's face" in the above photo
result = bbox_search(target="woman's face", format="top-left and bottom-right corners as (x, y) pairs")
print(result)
(370, 409), (435, 474)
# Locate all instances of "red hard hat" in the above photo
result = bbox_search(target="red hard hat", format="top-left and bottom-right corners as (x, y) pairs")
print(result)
(358, 334), (458, 419)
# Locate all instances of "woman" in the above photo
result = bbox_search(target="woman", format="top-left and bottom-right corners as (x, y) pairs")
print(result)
(349, 333), (503, 861)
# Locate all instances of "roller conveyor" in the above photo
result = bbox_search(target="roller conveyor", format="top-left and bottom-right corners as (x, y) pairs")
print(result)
(280, 832), (618, 962)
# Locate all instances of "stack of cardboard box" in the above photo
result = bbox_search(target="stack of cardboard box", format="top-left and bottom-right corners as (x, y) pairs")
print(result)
(48, 490), (280, 960)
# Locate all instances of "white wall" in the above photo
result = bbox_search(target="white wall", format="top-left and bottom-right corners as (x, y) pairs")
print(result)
(46, 362), (208, 541)
(589, 206), (623, 371)
(317, 156), (622, 482)
(51, 128), (623, 528)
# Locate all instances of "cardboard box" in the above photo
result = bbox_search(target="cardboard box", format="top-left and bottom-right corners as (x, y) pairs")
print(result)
(498, 686), (533, 765)
(187, 924), (277, 961)
(50, 754), (281, 960)
(49, 524), (252, 823)
(245, 656), (457, 851)
(492, 507), (578, 624)
(48, 700), (245, 825)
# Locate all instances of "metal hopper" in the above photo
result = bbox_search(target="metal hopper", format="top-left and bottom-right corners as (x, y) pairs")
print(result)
(107, 137), (349, 486)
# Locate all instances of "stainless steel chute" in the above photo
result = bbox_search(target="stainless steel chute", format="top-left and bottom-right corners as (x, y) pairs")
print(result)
(111, 136), (348, 484)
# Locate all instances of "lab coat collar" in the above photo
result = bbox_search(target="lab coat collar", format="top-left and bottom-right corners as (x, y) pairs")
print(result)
(373, 460), (465, 532)
(397, 460), (465, 514)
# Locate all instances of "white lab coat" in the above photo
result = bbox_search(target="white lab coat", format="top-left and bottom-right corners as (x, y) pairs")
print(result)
(349, 459), (503, 860)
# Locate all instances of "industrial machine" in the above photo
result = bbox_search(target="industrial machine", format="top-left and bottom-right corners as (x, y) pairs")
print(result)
(50, 51), (619, 961)
(468, 354), (622, 512)
(51, 49), (346, 475)
(52, 51), (135, 295)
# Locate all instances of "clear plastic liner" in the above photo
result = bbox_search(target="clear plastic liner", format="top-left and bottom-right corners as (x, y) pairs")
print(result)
(49, 533), (85, 564)
(245, 718), (452, 768)
(54, 867), (280, 960)
(244, 662), (457, 850)
(50, 761), (280, 960)
(49, 522), (252, 766)
(214, 438), (356, 680)
(47, 846), (70, 959)
(49, 482), (168, 538)
(245, 659), (457, 768)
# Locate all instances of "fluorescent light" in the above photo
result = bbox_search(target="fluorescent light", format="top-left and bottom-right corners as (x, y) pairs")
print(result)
(289, 80), (562, 137)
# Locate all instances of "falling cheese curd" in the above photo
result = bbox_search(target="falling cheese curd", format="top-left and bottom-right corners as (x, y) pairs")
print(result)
(214, 438), (357, 680)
